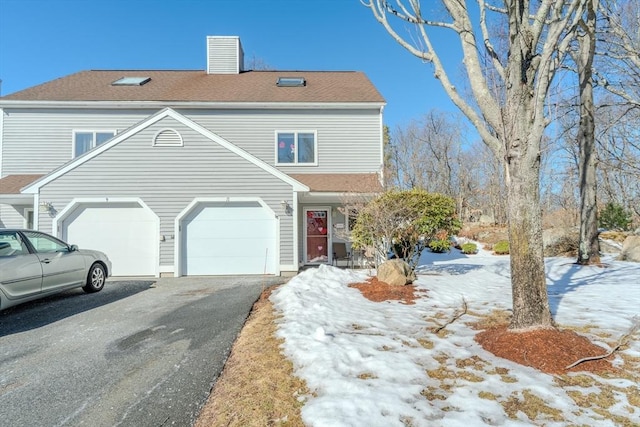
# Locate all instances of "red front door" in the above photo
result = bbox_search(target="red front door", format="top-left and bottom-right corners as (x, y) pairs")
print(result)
(305, 209), (329, 264)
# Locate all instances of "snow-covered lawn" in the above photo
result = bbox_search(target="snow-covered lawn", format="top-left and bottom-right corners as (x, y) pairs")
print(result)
(270, 247), (640, 427)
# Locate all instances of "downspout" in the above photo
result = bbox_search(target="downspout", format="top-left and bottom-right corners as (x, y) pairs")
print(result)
(292, 190), (301, 269)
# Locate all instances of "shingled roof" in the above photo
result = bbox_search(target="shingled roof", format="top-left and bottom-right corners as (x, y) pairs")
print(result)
(1, 70), (385, 104)
(289, 173), (383, 193)
(0, 174), (45, 194)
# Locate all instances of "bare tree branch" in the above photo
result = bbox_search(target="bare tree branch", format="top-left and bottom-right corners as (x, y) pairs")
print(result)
(433, 298), (468, 333)
(364, 0), (502, 153)
(565, 316), (640, 369)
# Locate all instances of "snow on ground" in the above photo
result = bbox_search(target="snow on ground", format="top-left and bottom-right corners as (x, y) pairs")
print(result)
(270, 246), (640, 427)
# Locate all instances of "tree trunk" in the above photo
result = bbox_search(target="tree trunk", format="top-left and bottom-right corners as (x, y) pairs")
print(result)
(576, 0), (600, 265)
(506, 150), (554, 330)
(502, 9), (554, 331)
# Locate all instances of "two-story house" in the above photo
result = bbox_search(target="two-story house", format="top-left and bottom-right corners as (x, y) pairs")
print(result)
(0, 36), (385, 277)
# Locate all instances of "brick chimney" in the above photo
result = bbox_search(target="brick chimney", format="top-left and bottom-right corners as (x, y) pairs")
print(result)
(206, 36), (244, 74)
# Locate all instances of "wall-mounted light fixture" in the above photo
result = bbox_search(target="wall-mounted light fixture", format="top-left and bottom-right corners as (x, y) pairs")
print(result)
(39, 201), (54, 213)
(280, 200), (293, 215)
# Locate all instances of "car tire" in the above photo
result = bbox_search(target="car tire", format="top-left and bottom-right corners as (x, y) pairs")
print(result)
(83, 263), (106, 293)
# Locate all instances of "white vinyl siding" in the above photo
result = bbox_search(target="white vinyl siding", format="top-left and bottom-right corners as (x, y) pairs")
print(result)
(1, 108), (153, 175)
(0, 204), (31, 229)
(1, 107), (381, 176)
(207, 36), (243, 74)
(35, 116), (295, 270)
(185, 108), (382, 174)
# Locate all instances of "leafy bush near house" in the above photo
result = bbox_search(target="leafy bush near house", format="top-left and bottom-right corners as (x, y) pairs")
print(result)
(461, 242), (478, 254)
(599, 202), (632, 231)
(429, 239), (451, 253)
(493, 240), (510, 255)
(351, 189), (461, 270)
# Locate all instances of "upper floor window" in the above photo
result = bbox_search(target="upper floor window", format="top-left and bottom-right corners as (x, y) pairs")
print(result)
(276, 131), (317, 165)
(74, 130), (115, 157)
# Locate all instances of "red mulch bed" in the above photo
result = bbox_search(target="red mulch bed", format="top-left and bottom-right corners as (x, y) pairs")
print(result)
(349, 276), (616, 375)
(349, 276), (423, 305)
(475, 326), (617, 375)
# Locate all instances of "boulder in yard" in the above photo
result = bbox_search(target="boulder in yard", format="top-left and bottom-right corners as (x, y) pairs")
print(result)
(377, 259), (416, 286)
(543, 227), (578, 257)
(619, 236), (640, 262)
(599, 239), (622, 256)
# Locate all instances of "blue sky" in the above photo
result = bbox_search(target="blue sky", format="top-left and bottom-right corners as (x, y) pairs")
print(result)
(0, 0), (462, 131)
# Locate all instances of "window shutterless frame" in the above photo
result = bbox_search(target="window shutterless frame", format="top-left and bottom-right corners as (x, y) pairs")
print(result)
(274, 130), (318, 166)
(23, 208), (34, 230)
(72, 130), (116, 158)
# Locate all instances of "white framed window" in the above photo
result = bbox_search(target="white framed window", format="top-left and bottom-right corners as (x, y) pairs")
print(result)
(275, 131), (317, 165)
(24, 208), (34, 230)
(73, 130), (116, 157)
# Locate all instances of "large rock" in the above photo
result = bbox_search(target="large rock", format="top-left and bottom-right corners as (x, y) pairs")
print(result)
(543, 227), (578, 257)
(599, 239), (622, 256)
(377, 259), (416, 286)
(619, 236), (640, 262)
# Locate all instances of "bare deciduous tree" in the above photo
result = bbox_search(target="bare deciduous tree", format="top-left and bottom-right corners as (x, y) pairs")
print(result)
(388, 110), (464, 190)
(596, 105), (640, 217)
(388, 111), (505, 224)
(363, 0), (590, 330)
(596, 0), (640, 107)
(574, 0), (601, 264)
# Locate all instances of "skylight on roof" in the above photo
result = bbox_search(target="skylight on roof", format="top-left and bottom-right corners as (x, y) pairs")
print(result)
(276, 77), (306, 87)
(111, 77), (151, 86)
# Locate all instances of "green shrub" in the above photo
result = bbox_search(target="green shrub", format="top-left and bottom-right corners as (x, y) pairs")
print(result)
(461, 242), (478, 254)
(599, 202), (632, 231)
(429, 239), (451, 253)
(493, 240), (510, 255)
(351, 189), (461, 269)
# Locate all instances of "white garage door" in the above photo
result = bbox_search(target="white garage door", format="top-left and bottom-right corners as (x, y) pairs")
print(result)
(62, 202), (157, 276)
(182, 201), (277, 275)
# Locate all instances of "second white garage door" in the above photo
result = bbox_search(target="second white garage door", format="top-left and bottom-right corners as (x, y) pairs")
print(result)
(61, 202), (158, 276)
(182, 201), (277, 275)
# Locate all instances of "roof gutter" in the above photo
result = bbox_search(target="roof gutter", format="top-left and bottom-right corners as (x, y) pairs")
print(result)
(0, 100), (386, 110)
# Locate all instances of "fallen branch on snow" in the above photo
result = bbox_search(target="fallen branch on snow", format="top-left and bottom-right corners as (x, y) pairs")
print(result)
(433, 298), (468, 333)
(565, 316), (640, 370)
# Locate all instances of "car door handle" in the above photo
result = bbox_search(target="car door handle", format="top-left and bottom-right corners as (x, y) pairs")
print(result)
(41, 259), (51, 264)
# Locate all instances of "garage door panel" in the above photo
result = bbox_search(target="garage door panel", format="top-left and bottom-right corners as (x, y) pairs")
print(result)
(187, 239), (274, 258)
(183, 203), (277, 275)
(63, 203), (156, 276)
(186, 255), (276, 276)
(188, 222), (275, 240)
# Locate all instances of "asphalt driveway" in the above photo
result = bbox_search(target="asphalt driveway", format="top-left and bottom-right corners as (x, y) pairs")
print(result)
(0, 275), (287, 426)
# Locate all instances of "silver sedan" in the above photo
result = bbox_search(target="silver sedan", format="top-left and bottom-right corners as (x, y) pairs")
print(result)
(0, 229), (112, 310)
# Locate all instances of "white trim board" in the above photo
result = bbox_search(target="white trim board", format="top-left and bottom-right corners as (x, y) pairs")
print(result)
(0, 100), (385, 110)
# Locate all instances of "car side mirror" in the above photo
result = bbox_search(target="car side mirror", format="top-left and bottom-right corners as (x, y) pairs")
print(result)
(70, 244), (79, 252)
